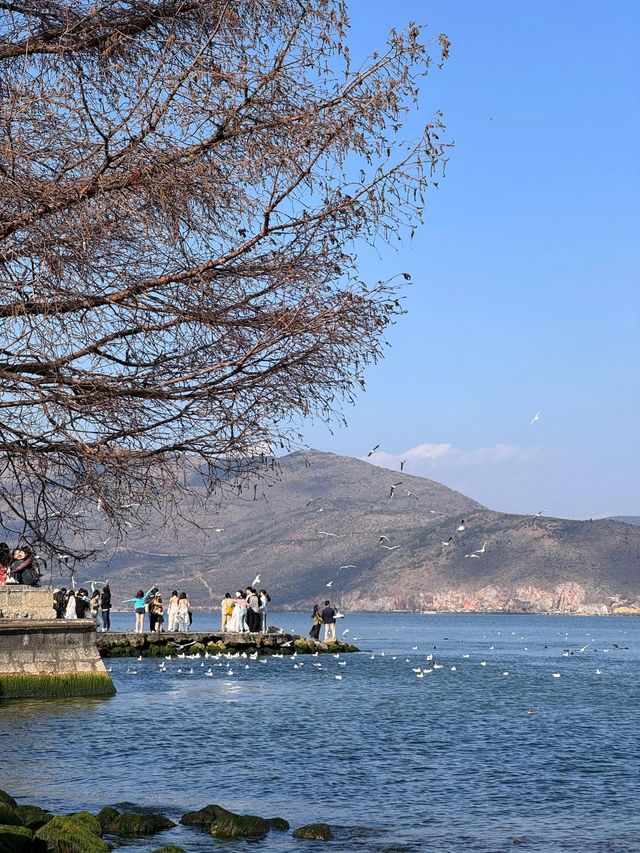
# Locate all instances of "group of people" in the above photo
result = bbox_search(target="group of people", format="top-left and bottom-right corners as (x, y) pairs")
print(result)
(52, 584), (112, 631)
(124, 587), (192, 634)
(310, 600), (339, 643)
(0, 543), (42, 586)
(220, 588), (271, 633)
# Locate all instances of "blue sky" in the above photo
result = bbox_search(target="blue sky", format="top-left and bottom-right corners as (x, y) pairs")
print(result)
(300, 0), (640, 519)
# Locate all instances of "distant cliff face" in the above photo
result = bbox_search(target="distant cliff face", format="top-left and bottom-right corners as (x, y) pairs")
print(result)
(86, 451), (640, 614)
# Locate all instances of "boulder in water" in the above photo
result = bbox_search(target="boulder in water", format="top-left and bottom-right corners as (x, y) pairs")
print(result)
(293, 822), (333, 840)
(0, 803), (24, 826)
(97, 806), (176, 837)
(35, 814), (109, 853)
(15, 804), (53, 830)
(0, 824), (33, 853)
(0, 790), (18, 808)
(149, 847), (186, 853)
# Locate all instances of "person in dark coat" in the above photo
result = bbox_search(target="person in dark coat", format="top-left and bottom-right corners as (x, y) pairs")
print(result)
(53, 587), (67, 618)
(100, 584), (112, 632)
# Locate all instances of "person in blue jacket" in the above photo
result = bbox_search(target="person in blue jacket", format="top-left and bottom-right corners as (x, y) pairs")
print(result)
(123, 585), (157, 634)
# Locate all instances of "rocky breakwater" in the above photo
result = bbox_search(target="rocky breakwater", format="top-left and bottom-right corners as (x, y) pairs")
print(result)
(96, 630), (358, 657)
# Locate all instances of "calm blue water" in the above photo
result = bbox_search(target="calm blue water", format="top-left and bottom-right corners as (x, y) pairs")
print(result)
(1, 613), (639, 852)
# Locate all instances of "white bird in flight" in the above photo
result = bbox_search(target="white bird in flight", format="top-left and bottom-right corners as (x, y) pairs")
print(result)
(367, 444), (380, 457)
(380, 544), (402, 551)
(326, 581), (333, 587)
(340, 565), (356, 570)
(474, 541), (488, 554)
(318, 531), (339, 537)
(252, 574), (261, 586)
(530, 411), (541, 425)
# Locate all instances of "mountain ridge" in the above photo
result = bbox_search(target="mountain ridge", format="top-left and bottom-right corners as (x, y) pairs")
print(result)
(82, 450), (639, 615)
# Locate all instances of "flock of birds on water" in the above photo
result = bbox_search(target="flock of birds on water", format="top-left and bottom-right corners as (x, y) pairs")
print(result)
(119, 625), (631, 710)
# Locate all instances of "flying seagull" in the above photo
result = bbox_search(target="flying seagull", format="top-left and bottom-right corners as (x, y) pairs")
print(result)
(474, 541), (488, 554)
(457, 520), (465, 532)
(326, 581), (333, 587)
(339, 565), (356, 570)
(403, 489), (419, 499)
(441, 537), (453, 546)
(380, 544), (402, 551)
(252, 573), (261, 587)
(429, 510), (446, 517)
(530, 411), (541, 425)
(306, 498), (320, 507)
(367, 444), (380, 457)
(318, 531), (339, 537)
(400, 459), (406, 472)
(379, 535), (391, 545)
(389, 481), (403, 498)
(531, 510), (547, 525)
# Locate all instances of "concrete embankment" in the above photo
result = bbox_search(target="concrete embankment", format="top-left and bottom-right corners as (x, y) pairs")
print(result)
(96, 631), (358, 657)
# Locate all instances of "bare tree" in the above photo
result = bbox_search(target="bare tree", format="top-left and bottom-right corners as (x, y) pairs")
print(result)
(0, 0), (449, 558)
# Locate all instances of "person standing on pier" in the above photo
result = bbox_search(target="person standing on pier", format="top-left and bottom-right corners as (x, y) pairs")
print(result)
(176, 592), (190, 632)
(220, 593), (234, 631)
(123, 586), (157, 633)
(321, 600), (337, 643)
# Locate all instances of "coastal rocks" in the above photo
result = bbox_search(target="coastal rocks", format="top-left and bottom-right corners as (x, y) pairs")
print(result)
(15, 804), (53, 830)
(149, 847), (186, 853)
(0, 802), (25, 826)
(97, 807), (176, 837)
(0, 789), (18, 807)
(180, 804), (288, 839)
(293, 822), (334, 841)
(0, 824), (34, 853)
(35, 814), (109, 853)
(180, 804), (268, 838)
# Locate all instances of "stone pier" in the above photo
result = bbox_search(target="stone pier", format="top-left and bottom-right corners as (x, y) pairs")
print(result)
(0, 587), (115, 699)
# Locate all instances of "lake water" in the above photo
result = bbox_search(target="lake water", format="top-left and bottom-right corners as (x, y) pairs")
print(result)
(1, 612), (639, 852)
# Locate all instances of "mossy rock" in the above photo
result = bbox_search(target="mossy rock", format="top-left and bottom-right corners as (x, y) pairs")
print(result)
(294, 638), (315, 652)
(96, 808), (175, 837)
(205, 642), (224, 654)
(0, 790), (18, 807)
(35, 815), (110, 853)
(67, 812), (102, 836)
(267, 816), (290, 831)
(149, 847), (186, 853)
(15, 804), (53, 830)
(188, 643), (205, 654)
(0, 803), (24, 826)
(0, 824), (34, 853)
(180, 804), (225, 828)
(210, 809), (269, 839)
(293, 822), (333, 840)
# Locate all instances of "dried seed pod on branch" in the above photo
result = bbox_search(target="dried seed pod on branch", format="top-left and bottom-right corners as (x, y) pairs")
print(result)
(0, 0), (450, 557)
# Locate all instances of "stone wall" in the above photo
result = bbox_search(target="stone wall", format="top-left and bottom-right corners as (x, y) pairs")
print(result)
(0, 588), (116, 698)
(0, 586), (56, 620)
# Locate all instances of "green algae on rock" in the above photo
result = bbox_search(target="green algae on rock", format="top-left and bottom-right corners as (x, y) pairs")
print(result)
(14, 804), (53, 830)
(180, 804), (269, 839)
(148, 847), (186, 853)
(293, 822), (334, 840)
(0, 673), (116, 699)
(35, 814), (110, 853)
(0, 802), (25, 826)
(97, 807), (176, 837)
(267, 816), (290, 831)
(67, 811), (103, 837)
(0, 824), (33, 853)
(0, 790), (18, 808)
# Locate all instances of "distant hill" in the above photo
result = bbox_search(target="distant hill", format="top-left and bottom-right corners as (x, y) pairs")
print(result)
(80, 450), (640, 615)
(605, 516), (640, 526)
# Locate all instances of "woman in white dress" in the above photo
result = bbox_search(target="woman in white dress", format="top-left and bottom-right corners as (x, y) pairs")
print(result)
(176, 592), (190, 632)
(64, 591), (77, 620)
(226, 591), (245, 633)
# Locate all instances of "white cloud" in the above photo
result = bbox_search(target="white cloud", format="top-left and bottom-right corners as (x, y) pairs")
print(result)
(365, 442), (550, 472)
